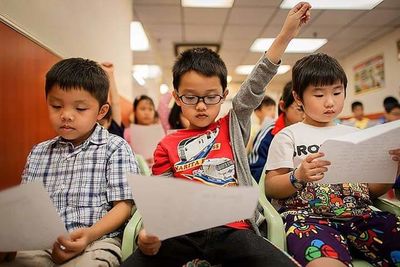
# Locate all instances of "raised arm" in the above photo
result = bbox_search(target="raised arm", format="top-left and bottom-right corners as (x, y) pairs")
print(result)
(101, 62), (122, 126)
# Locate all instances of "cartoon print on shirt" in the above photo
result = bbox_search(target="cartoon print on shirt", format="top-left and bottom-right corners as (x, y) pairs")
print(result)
(174, 126), (237, 186)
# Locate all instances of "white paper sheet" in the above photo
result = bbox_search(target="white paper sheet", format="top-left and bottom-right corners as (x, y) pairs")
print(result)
(130, 124), (165, 160)
(319, 120), (400, 184)
(0, 183), (67, 251)
(127, 174), (259, 240)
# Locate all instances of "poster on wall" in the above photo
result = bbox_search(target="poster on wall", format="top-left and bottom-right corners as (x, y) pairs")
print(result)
(353, 54), (385, 95)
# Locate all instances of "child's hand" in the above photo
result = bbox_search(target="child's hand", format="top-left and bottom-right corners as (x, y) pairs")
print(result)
(138, 229), (161, 256)
(389, 149), (400, 177)
(101, 62), (115, 76)
(52, 228), (93, 264)
(295, 152), (331, 183)
(0, 252), (16, 262)
(280, 2), (311, 40)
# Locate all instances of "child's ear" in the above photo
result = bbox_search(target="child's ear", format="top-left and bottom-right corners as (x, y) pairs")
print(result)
(279, 100), (286, 113)
(97, 103), (110, 120)
(292, 91), (302, 107)
(223, 89), (229, 98)
(172, 90), (182, 107)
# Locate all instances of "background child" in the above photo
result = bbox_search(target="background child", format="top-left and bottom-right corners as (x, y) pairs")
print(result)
(0, 58), (138, 266)
(122, 2), (312, 266)
(265, 53), (400, 267)
(249, 81), (304, 182)
(168, 102), (189, 130)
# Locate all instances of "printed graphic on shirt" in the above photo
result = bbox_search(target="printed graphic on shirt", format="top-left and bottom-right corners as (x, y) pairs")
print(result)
(174, 126), (236, 186)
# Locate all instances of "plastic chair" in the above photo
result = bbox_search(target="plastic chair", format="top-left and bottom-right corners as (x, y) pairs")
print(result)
(135, 154), (151, 176)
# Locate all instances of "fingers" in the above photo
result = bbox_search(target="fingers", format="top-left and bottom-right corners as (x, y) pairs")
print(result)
(138, 229), (161, 256)
(52, 242), (76, 264)
(389, 149), (400, 161)
(305, 152), (328, 163)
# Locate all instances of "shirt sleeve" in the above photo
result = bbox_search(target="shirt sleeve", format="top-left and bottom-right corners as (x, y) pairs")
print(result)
(265, 130), (295, 171)
(152, 142), (173, 176)
(106, 141), (138, 202)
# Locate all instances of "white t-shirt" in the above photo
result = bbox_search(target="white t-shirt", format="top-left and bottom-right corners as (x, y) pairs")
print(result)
(266, 122), (372, 218)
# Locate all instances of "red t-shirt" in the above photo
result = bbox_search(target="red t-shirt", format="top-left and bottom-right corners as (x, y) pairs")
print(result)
(152, 115), (250, 229)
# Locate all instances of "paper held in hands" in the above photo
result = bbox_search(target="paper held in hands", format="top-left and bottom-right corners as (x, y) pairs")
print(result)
(130, 124), (165, 160)
(0, 183), (67, 251)
(127, 174), (259, 240)
(319, 120), (400, 184)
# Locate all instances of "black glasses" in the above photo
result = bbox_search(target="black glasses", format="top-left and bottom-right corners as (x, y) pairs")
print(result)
(178, 94), (224, 105)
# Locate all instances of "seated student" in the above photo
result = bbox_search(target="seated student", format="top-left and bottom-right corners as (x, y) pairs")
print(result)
(121, 3), (312, 266)
(249, 81), (304, 182)
(124, 94), (158, 144)
(247, 96), (277, 152)
(0, 58), (138, 266)
(265, 53), (400, 267)
(98, 62), (125, 137)
(344, 101), (372, 129)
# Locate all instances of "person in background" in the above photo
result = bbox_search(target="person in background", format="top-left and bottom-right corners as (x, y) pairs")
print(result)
(168, 102), (190, 130)
(124, 94), (158, 144)
(385, 102), (400, 123)
(0, 58), (137, 266)
(98, 62), (124, 137)
(265, 53), (400, 266)
(247, 95), (277, 152)
(346, 101), (371, 129)
(122, 3), (312, 266)
(249, 81), (304, 182)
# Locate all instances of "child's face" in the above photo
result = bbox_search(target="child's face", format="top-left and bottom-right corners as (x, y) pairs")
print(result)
(296, 81), (345, 127)
(135, 99), (155, 125)
(256, 105), (276, 123)
(174, 71), (227, 130)
(47, 85), (108, 146)
(386, 107), (400, 122)
(352, 105), (364, 120)
(283, 102), (304, 126)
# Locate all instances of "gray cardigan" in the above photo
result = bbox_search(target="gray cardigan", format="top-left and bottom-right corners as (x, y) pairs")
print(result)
(229, 55), (279, 236)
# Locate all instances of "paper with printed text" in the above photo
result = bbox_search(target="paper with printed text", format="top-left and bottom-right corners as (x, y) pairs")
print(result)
(0, 182), (67, 251)
(127, 174), (259, 240)
(319, 120), (400, 184)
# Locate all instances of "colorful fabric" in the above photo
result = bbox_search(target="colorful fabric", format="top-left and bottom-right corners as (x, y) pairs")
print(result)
(22, 124), (137, 237)
(285, 212), (400, 266)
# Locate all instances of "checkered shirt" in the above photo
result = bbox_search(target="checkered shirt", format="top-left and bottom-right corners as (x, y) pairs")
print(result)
(22, 124), (138, 237)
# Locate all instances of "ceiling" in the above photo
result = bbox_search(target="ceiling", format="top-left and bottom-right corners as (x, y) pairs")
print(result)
(133, 0), (400, 94)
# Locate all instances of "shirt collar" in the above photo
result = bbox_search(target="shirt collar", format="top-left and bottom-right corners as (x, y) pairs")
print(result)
(271, 113), (286, 135)
(51, 124), (108, 149)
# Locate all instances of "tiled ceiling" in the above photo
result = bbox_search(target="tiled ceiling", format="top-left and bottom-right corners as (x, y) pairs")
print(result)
(133, 0), (400, 91)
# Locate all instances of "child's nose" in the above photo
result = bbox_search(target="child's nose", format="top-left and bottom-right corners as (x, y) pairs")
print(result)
(61, 110), (73, 121)
(195, 100), (207, 111)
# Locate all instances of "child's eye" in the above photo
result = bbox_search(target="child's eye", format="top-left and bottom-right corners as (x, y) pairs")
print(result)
(51, 105), (61, 109)
(334, 92), (342, 96)
(314, 95), (323, 98)
(76, 108), (87, 111)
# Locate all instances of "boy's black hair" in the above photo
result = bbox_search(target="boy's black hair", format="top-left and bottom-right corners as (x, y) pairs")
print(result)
(45, 58), (109, 106)
(292, 53), (347, 100)
(173, 47), (227, 92)
(278, 81), (295, 115)
(383, 96), (399, 113)
(255, 96), (276, 111)
(351, 101), (363, 111)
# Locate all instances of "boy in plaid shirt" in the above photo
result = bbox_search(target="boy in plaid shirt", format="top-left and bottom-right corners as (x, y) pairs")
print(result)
(0, 58), (138, 266)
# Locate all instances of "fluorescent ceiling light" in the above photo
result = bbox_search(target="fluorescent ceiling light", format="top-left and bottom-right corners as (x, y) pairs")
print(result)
(133, 72), (145, 86)
(132, 65), (161, 79)
(160, 84), (169, 94)
(280, 0), (383, 10)
(182, 0), (234, 8)
(235, 65), (291, 75)
(250, 38), (327, 53)
(130, 21), (149, 51)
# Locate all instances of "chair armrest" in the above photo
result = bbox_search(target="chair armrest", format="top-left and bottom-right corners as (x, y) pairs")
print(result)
(372, 197), (400, 216)
(121, 209), (143, 261)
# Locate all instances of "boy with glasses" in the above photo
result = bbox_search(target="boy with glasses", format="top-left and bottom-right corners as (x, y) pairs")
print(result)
(122, 3), (311, 266)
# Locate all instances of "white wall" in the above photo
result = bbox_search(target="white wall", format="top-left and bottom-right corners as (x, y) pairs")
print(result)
(0, 0), (134, 101)
(340, 28), (400, 117)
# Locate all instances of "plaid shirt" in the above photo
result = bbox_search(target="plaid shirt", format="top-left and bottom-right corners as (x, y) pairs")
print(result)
(22, 124), (138, 237)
